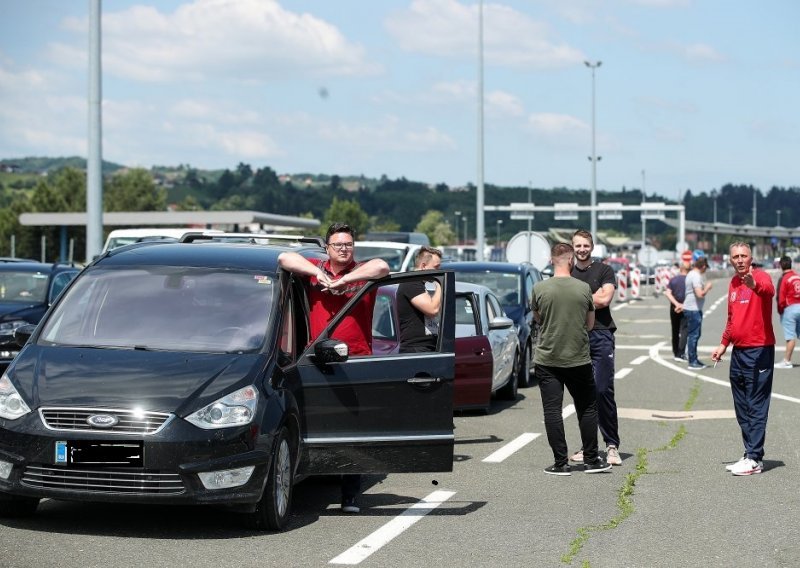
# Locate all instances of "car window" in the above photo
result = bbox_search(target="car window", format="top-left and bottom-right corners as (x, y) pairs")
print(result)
(39, 266), (275, 353)
(279, 291), (295, 360)
(0, 271), (49, 303)
(372, 293), (397, 340)
(525, 273), (535, 305)
(487, 293), (504, 321)
(50, 271), (77, 303)
(455, 271), (521, 307)
(455, 295), (479, 337)
(353, 246), (409, 272)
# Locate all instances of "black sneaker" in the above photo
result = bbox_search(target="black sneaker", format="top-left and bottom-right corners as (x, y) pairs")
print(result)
(341, 497), (360, 514)
(543, 463), (571, 476)
(584, 458), (612, 473)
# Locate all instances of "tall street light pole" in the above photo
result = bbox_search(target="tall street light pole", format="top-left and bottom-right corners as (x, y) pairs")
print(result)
(475, 0), (486, 260)
(641, 169), (646, 251)
(585, 60), (602, 240)
(496, 219), (503, 247)
(711, 189), (718, 254)
(777, 209), (782, 227)
(752, 189), (757, 227)
(454, 210), (461, 244)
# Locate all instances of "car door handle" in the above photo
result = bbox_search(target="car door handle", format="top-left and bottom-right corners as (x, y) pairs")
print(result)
(407, 377), (442, 385)
(474, 348), (487, 356)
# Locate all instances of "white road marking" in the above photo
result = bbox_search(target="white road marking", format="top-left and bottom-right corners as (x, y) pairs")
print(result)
(630, 355), (649, 365)
(562, 404), (576, 419)
(482, 432), (541, 463)
(329, 490), (456, 565)
(615, 368), (633, 380)
(651, 342), (800, 404)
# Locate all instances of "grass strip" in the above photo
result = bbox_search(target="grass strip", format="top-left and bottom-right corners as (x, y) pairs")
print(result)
(560, 379), (701, 565)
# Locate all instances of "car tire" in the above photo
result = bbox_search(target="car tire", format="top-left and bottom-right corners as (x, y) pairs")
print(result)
(516, 343), (532, 388)
(0, 492), (39, 518)
(243, 426), (294, 531)
(497, 351), (519, 401)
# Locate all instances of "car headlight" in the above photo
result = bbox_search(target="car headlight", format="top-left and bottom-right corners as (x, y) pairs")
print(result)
(0, 372), (32, 420)
(185, 385), (258, 430)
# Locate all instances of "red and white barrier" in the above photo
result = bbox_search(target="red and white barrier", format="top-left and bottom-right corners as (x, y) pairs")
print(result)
(630, 267), (641, 299)
(616, 268), (627, 302)
(654, 266), (671, 295)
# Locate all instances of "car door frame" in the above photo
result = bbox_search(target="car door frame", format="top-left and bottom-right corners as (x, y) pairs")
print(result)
(292, 270), (456, 475)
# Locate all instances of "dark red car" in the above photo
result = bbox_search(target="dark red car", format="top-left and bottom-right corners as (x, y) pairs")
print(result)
(373, 282), (499, 412)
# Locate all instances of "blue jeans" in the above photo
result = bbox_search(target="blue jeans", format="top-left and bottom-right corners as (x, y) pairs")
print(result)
(685, 310), (703, 365)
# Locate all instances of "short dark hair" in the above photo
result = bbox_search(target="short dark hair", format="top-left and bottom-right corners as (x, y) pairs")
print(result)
(694, 257), (708, 269)
(415, 246), (442, 267)
(325, 222), (354, 244)
(780, 255), (792, 270)
(551, 242), (574, 258)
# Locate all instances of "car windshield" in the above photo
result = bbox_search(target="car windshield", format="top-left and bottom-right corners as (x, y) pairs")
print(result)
(0, 271), (49, 303)
(454, 272), (521, 306)
(354, 246), (409, 272)
(38, 266), (274, 353)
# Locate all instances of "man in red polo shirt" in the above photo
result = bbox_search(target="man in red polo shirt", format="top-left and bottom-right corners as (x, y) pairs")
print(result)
(278, 222), (389, 513)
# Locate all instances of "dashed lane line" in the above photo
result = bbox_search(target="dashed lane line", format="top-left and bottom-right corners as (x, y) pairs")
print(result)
(630, 355), (649, 365)
(615, 368), (633, 380)
(329, 490), (457, 565)
(482, 432), (541, 463)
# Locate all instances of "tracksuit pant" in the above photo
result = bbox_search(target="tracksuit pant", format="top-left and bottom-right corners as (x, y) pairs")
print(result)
(729, 346), (774, 461)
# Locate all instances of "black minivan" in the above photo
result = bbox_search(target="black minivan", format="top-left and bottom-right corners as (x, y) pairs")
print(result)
(0, 236), (455, 530)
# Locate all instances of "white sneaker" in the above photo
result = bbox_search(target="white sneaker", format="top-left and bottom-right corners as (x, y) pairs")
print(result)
(725, 456), (747, 472)
(774, 360), (793, 369)
(730, 458), (763, 476)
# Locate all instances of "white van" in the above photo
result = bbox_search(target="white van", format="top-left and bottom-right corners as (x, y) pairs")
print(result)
(102, 228), (223, 252)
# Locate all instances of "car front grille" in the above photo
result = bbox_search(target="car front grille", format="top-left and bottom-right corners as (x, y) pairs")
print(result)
(39, 408), (172, 435)
(21, 465), (185, 495)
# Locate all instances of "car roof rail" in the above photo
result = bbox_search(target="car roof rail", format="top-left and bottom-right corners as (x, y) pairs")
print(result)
(180, 232), (325, 248)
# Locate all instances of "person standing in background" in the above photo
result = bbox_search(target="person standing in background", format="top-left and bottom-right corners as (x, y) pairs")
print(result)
(711, 242), (775, 476)
(775, 255), (800, 369)
(532, 242), (610, 475)
(570, 229), (622, 466)
(683, 257), (712, 370)
(664, 262), (690, 362)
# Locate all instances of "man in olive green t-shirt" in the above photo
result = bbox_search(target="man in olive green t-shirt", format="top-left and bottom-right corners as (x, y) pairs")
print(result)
(532, 242), (610, 475)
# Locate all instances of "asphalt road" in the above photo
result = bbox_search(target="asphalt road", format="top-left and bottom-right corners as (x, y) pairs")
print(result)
(2, 270), (799, 568)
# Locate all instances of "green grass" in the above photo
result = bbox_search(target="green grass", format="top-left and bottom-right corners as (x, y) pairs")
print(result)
(560, 379), (701, 565)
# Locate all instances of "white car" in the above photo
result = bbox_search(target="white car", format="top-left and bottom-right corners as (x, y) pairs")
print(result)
(102, 228), (224, 252)
(354, 241), (422, 273)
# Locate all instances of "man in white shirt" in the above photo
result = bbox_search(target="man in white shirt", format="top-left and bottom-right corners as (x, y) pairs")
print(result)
(683, 257), (712, 369)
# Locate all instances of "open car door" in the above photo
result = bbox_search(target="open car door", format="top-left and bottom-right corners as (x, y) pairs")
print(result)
(295, 270), (455, 475)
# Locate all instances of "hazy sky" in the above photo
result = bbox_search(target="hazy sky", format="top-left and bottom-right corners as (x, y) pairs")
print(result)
(1, 0), (797, 201)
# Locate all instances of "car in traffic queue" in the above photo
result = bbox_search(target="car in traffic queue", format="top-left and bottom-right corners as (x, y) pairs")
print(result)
(0, 234), (456, 531)
(0, 261), (81, 372)
(373, 281), (516, 412)
(353, 241), (422, 273)
(442, 261), (542, 389)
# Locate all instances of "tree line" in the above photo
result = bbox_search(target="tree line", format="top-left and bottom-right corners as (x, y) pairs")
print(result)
(1, 157), (797, 262)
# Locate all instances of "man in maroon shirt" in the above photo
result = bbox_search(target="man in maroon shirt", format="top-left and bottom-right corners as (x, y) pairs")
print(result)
(278, 222), (390, 512)
(711, 242), (775, 476)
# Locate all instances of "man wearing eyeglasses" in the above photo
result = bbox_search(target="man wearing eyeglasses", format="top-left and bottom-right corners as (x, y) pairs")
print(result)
(278, 222), (390, 513)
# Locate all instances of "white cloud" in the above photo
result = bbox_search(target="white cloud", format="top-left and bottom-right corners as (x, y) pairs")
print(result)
(316, 115), (456, 153)
(681, 42), (725, 63)
(51, 0), (380, 83)
(526, 112), (588, 149)
(385, 0), (584, 69)
(486, 90), (525, 118)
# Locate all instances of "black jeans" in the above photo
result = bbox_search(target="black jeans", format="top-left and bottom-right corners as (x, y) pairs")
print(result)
(536, 363), (600, 466)
(669, 306), (687, 357)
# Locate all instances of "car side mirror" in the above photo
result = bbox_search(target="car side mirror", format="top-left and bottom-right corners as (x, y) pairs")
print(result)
(13, 324), (37, 348)
(488, 316), (514, 330)
(314, 339), (349, 363)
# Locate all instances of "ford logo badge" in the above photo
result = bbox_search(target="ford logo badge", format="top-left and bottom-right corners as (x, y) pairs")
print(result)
(86, 414), (119, 428)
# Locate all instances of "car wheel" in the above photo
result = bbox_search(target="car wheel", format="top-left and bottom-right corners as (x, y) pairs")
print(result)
(497, 351), (519, 401)
(0, 492), (39, 518)
(243, 426), (294, 531)
(516, 343), (532, 388)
